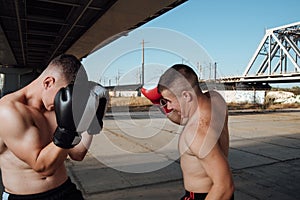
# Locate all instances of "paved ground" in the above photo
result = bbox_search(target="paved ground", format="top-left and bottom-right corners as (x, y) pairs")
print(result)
(1, 109), (300, 199)
(66, 109), (300, 200)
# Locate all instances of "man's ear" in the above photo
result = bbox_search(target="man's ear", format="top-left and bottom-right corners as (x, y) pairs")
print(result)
(43, 76), (55, 89)
(182, 91), (192, 102)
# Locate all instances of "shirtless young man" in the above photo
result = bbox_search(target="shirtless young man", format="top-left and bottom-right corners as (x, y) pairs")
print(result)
(142, 64), (234, 200)
(0, 54), (107, 200)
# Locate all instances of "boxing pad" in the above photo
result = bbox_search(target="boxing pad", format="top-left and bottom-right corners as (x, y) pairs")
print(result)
(76, 81), (109, 135)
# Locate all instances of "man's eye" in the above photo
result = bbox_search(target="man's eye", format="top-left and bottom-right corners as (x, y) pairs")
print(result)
(160, 98), (170, 107)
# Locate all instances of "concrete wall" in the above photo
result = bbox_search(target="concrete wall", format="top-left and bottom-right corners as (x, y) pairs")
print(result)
(113, 91), (138, 97)
(2, 73), (19, 95)
(218, 90), (266, 104)
(108, 89), (266, 104)
(0, 70), (38, 97)
(20, 72), (37, 88)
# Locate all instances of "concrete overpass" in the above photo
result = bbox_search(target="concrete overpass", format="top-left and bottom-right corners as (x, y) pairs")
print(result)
(0, 0), (187, 95)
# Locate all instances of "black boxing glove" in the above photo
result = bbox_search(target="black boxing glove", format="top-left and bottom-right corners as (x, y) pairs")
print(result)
(87, 82), (108, 134)
(53, 84), (81, 149)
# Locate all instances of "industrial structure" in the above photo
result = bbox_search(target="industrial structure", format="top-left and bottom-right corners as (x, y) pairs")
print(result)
(220, 21), (300, 89)
(0, 0), (187, 96)
(0, 1), (299, 96)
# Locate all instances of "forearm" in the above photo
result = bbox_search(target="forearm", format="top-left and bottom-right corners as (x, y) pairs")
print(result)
(205, 183), (234, 200)
(68, 132), (93, 161)
(33, 142), (69, 176)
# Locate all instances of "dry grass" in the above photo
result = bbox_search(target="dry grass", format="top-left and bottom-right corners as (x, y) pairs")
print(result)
(227, 103), (263, 110)
(267, 103), (300, 110)
(109, 97), (152, 107)
(108, 97), (300, 111)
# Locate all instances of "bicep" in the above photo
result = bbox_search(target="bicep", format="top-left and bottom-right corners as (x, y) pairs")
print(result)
(189, 124), (231, 184)
(200, 145), (232, 184)
(0, 107), (43, 167)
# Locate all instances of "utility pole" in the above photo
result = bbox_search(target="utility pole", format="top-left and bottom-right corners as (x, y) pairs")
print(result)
(140, 39), (150, 86)
(197, 62), (202, 81)
(141, 39), (145, 86)
(209, 63), (211, 80)
(116, 68), (121, 86)
(214, 62), (217, 82)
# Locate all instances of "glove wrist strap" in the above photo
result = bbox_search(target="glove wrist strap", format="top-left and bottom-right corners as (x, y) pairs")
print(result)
(53, 127), (81, 149)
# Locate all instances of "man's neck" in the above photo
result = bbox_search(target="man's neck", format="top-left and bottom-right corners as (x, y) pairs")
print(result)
(22, 80), (45, 111)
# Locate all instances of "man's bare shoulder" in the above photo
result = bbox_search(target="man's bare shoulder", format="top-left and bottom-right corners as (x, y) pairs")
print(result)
(0, 99), (20, 117)
(203, 90), (227, 113)
(0, 93), (26, 113)
(188, 91), (228, 143)
(204, 90), (226, 103)
(0, 95), (32, 136)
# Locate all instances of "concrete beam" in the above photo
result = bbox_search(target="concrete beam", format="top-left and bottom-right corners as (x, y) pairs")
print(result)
(0, 25), (17, 65)
(0, 67), (33, 75)
(67, 0), (187, 59)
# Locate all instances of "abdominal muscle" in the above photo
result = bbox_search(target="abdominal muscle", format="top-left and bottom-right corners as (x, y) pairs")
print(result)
(0, 148), (68, 195)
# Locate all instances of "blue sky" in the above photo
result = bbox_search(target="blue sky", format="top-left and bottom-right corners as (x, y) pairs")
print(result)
(83, 0), (300, 87)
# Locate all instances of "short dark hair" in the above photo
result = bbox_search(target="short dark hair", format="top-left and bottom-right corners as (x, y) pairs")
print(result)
(49, 54), (88, 84)
(158, 64), (199, 95)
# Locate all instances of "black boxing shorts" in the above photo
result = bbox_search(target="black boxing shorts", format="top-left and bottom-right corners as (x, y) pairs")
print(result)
(2, 178), (84, 200)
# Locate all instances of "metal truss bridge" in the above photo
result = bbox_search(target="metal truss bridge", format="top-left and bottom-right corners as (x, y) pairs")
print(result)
(219, 21), (300, 88)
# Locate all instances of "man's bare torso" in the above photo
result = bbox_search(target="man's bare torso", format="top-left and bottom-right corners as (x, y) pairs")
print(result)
(179, 91), (229, 193)
(0, 92), (68, 195)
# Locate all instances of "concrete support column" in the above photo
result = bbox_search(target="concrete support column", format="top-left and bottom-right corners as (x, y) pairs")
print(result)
(0, 67), (34, 96)
(2, 73), (20, 95)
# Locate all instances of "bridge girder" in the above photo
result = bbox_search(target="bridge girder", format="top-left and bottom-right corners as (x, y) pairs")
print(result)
(242, 21), (300, 82)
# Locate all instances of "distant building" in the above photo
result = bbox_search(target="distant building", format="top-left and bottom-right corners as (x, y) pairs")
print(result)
(106, 84), (142, 97)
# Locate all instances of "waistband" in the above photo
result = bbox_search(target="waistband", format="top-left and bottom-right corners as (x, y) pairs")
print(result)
(181, 190), (208, 200)
(3, 178), (74, 200)
(181, 190), (234, 200)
